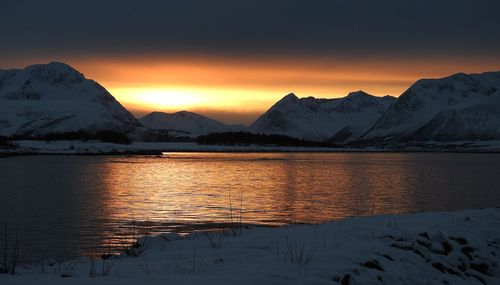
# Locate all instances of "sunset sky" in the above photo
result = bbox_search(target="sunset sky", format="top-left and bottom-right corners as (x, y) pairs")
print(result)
(2, 0), (500, 124)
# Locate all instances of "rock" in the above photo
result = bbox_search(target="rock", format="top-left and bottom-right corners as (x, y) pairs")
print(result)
(60, 271), (74, 278)
(340, 273), (351, 285)
(391, 242), (414, 251)
(449, 236), (469, 246)
(442, 241), (453, 256)
(431, 261), (461, 276)
(457, 262), (467, 272)
(461, 246), (475, 259)
(413, 249), (426, 259)
(417, 239), (431, 249)
(470, 262), (489, 275)
(470, 272), (487, 285)
(382, 254), (394, 261)
(432, 262), (446, 273)
(429, 233), (453, 255)
(363, 260), (384, 271)
(418, 232), (430, 239)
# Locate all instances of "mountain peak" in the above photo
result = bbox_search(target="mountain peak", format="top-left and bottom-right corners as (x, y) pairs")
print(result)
(26, 61), (79, 73)
(282, 93), (299, 101)
(144, 111), (201, 119)
(175, 110), (195, 117)
(22, 62), (85, 83)
(48, 61), (74, 68)
(146, 111), (171, 118)
(346, 90), (371, 98)
(149, 111), (166, 115)
(272, 93), (300, 108)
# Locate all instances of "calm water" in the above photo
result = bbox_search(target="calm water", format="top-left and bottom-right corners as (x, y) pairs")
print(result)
(1, 152), (500, 260)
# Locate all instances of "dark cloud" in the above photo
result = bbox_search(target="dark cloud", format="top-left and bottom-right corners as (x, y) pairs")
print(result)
(1, 0), (499, 61)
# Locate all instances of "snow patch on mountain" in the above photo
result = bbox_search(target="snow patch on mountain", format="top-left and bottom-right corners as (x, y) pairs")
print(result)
(248, 91), (396, 142)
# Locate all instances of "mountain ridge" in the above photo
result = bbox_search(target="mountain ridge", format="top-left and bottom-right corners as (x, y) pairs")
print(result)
(2, 62), (500, 147)
(248, 91), (396, 143)
(139, 110), (244, 137)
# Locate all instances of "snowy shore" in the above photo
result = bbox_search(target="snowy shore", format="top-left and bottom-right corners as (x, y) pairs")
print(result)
(2, 140), (500, 155)
(1, 140), (342, 154)
(2, 208), (499, 284)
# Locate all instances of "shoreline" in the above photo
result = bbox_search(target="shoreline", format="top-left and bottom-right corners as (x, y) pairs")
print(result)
(1, 140), (500, 156)
(2, 208), (499, 284)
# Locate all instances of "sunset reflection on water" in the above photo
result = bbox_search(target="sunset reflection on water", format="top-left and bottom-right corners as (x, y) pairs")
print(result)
(97, 153), (449, 226)
(1, 152), (500, 259)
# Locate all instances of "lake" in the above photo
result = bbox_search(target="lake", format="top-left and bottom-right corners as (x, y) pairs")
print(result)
(1, 152), (499, 261)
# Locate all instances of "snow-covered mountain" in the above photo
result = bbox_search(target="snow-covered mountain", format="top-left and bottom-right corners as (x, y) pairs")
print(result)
(248, 91), (396, 142)
(139, 111), (244, 137)
(0, 62), (144, 138)
(359, 71), (500, 143)
(5, 62), (498, 146)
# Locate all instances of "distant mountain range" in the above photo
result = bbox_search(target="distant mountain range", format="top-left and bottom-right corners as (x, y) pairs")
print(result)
(248, 91), (396, 143)
(139, 111), (244, 137)
(1, 62), (499, 147)
(248, 71), (500, 146)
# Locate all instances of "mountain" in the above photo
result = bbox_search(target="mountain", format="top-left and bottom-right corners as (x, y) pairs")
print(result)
(139, 111), (244, 137)
(247, 91), (396, 142)
(0, 62), (144, 139)
(359, 71), (500, 144)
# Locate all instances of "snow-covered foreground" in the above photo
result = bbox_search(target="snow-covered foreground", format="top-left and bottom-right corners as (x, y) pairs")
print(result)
(2, 208), (499, 284)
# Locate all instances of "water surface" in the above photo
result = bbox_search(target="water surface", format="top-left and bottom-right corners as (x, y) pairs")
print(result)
(1, 152), (499, 260)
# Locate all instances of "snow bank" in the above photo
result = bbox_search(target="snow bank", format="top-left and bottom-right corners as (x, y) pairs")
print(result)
(5, 141), (345, 154)
(3, 140), (500, 155)
(2, 208), (499, 284)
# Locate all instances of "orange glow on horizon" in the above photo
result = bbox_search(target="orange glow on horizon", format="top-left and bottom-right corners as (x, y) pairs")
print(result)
(5, 55), (500, 124)
(111, 86), (272, 111)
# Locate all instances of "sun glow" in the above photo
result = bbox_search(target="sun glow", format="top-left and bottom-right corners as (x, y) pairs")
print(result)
(109, 85), (278, 114)
(47, 55), (500, 124)
(130, 88), (200, 109)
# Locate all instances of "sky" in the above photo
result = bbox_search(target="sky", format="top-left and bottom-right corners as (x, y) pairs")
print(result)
(1, 0), (500, 124)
